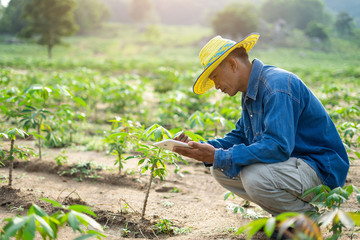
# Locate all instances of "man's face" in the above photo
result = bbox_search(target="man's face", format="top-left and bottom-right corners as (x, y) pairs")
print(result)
(209, 57), (249, 96)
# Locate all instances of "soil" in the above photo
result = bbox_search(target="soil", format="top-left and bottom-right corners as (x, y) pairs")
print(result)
(1, 139), (359, 240)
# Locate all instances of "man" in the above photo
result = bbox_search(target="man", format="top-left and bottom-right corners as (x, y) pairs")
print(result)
(173, 33), (349, 216)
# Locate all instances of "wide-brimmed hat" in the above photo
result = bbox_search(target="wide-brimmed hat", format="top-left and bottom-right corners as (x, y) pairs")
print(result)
(193, 33), (260, 95)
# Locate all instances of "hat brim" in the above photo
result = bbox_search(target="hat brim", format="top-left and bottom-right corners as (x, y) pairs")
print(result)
(193, 33), (260, 95)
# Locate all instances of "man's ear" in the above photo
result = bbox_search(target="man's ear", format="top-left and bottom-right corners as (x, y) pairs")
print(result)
(228, 57), (238, 72)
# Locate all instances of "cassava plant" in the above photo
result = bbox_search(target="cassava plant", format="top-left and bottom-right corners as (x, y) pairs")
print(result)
(302, 184), (360, 239)
(103, 116), (142, 175)
(137, 124), (188, 219)
(188, 111), (232, 138)
(236, 184), (360, 240)
(0, 128), (36, 187)
(0, 198), (106, 240)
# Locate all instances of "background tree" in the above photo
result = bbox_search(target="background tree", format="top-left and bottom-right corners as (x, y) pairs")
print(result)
(335, 11), (355, 35)
(21, 0), (78, 59)
(74, 0), (110, 35)
(305, 21), (329, 42)
(260, 0), (329, 30)
(0, 0), (27, 34)
(212, 3), (258, 39)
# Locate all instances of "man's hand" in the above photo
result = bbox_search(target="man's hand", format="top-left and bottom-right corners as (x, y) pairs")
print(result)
(173, 141), (215, 164)
(173, 131), (191, 143)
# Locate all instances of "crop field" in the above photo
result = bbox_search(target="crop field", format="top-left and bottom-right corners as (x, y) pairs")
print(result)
(1, 24), (360, 239)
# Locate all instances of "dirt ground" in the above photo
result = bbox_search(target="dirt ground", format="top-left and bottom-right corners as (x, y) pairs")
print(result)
(1, 139), (359, 240)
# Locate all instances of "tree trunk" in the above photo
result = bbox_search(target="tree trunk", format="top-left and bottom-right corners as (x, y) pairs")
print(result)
(8, 139), (14, 187)
(48, 44), (52, 59)
(118, 152), (122, 175)
(37, 123), (42, 160)
(141, 163), (155, 219)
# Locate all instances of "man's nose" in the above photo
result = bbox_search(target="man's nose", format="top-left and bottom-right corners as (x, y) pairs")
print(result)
(215, 83), (220, 90)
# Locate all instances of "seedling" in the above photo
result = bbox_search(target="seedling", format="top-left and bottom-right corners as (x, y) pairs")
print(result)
(0, 128), (36, 187)
(137, 124), (187, 219)
(103, 116), (142, 175)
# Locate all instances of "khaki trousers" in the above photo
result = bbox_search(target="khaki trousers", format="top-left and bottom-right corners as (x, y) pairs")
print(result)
(211, 157), (322, 216)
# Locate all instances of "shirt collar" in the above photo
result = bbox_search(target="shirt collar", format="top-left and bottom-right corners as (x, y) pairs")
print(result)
(244, 58), (264, 101)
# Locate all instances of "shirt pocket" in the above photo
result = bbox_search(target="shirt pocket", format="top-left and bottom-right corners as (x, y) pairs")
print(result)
(251, 111), (264, 143)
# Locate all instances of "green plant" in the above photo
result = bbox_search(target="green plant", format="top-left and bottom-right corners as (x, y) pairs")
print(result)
(60, 161), (102, 182)
(303, 184), (360, 238)
(0, 198), (106, 239)
(154, 218), (172, 235)
(0, 128), (36, 187)
(224, 192), (245, 214)
(137, 124), (188, 219)
(103, 116), (142, 175)
(236, 212), (322, 240)
(54, 149), (68, 166)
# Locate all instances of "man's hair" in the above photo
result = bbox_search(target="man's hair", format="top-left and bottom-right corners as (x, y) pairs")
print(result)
(228, 47), (248, 61)
(220, 47), (248, 67)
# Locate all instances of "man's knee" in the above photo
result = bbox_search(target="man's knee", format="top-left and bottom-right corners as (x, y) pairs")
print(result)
(240, 163), (275, 197)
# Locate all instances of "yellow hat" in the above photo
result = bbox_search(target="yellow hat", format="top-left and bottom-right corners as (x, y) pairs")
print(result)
(193, 33), (260, 95)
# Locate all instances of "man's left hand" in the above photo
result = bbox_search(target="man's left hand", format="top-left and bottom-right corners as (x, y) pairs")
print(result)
(173, 141), (215, 164)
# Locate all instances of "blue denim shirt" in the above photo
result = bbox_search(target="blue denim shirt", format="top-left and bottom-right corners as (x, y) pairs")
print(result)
(207, 59), (349, 189)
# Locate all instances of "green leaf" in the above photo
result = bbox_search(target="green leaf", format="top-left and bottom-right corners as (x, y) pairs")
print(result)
(40, 198), (63, 208)
(348, 212), (360, 226)
(319, 209), (338, 228)
(154, 127), (163, 141)
(31, 133), (46, 140)
(337, 210), (354, 229)
(3, 217), (28, 239)
(71, 211), (103, 232)
(224, 191), (232, 201)
(22, 215), (36, 240)
(74, 97), (88, 108)
(31, 204), (48, 217)
(264, 217), (276, 237)
(68, 211), (80, 232)
(68, 205), (97, 217)
(0, 133), (9, 139)
(34, 215), (55, 238)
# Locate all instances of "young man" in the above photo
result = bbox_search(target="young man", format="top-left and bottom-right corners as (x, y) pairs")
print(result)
(173, 33), (349, 216)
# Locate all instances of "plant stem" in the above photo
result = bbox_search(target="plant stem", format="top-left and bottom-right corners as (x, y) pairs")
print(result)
(141, 163), (155, 219)
(37, 121), (42, 160)
(118, 151), (122, 175)
(8, 139), (14, 187)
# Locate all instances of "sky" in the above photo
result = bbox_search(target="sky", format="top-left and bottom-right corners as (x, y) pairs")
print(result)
(1, 0), (10, 7)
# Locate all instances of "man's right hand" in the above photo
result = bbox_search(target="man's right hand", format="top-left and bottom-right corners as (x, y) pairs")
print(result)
(174, 132), (191, 143)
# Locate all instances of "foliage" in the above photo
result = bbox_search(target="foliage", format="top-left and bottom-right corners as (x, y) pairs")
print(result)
(212, 2), (258, 39)
(103, 116), (142, 174)
(0, 0), (27, 34)
(236, 212), (322, 240)
(305, 21), (329, 42)
(59, 161), (103, 182)
(153, 218), (191, 235)
(260, 0), (330, 30)
(236, 185), (360, 239)
(0, 128), (36, 187)
(21, 0), (78, 58)
(137, 124), (188, 219)
(335, 11), (355, 36)
(0, 198), (106, 239)
(303, 184), (360, 239)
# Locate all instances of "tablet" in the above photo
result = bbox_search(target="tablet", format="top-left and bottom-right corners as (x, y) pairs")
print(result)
(153, 139), (192, 151)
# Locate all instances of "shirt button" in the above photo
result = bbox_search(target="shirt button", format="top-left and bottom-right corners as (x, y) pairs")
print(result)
(250, 114), (253, 117)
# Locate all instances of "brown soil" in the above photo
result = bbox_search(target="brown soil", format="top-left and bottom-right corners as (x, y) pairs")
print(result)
(1, 139), (359, 240)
